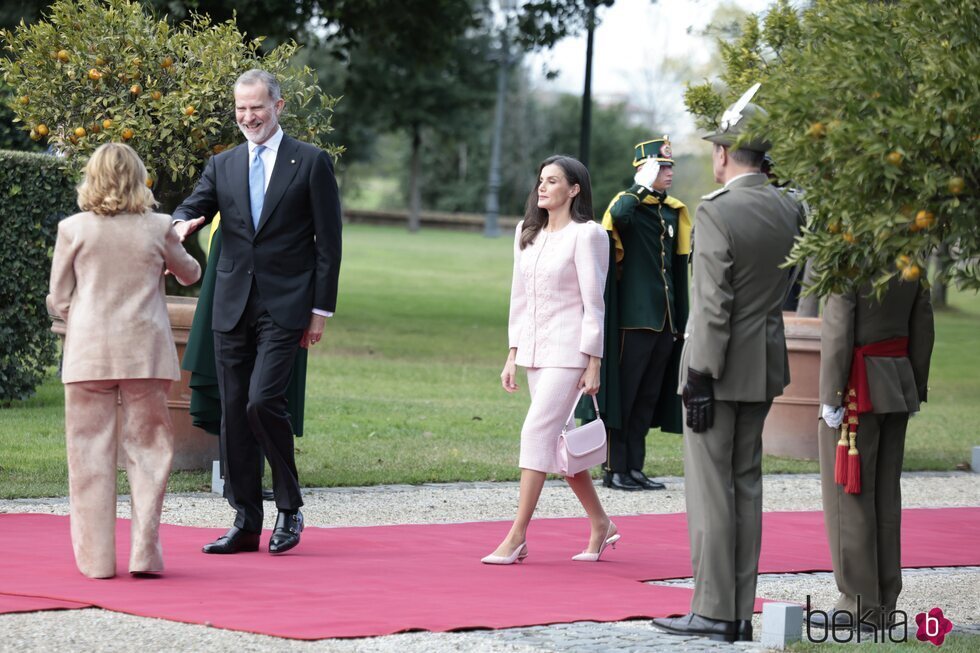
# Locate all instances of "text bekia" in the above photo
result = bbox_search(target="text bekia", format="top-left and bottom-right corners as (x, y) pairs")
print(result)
(805, 595), (909, 644)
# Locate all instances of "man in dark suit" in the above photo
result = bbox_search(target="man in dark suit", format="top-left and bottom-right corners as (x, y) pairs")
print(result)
(173, 69), (342, 555)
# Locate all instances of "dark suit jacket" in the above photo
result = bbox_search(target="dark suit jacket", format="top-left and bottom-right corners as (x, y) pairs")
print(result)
(173, 134), (342, 332)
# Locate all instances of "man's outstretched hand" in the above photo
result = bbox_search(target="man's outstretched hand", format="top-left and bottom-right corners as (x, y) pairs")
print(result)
(173, 217), (206, 242)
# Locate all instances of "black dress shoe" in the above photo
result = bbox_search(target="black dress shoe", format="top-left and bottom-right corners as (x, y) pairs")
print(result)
(629, 469), (666, 490)
(651, 612), (737, 643)
(268, 510), (304, 554)
(603, 471), (643, 491)
(202, 527), (260, 554)
(736, 619), (753, 641)
(262, 489), (275, 501)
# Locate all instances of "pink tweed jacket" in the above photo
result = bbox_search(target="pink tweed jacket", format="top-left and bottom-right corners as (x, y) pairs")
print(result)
(508, 219), (609, 369)
(47, 211), (201, 384)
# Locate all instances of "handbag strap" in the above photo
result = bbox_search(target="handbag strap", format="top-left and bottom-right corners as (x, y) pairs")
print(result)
(563, 389), (600, 432)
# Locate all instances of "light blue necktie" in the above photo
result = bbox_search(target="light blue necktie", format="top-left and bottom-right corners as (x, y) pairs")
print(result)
(249, 144), (266, 230)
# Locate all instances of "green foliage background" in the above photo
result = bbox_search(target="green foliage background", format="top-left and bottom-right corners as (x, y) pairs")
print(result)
(684, 0), (979, 297)
(1, 0), (339, 211)
(0, 150), (75, 404)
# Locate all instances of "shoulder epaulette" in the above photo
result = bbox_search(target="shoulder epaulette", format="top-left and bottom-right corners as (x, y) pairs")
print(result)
(701, 187), (729, 201)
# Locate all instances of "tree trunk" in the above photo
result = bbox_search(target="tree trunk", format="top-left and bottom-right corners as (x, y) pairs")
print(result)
(408, 124), (422, 233)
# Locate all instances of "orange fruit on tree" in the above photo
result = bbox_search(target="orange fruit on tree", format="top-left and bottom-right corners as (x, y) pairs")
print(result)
(68, 134), (78, 145)
(184, 105), (196, 116)
(18, 95), (29, 105)
(130, 84), (142, 96)
(146, 177), (153, 188)
(827, 221), (841, 234)
(806, 122), (826, 139)
(88, 68), (102, 81)
(886, 151), (903, 166)
(161, 56), (173, 68)
(103, 119), (113, 130)
(89, 123), (101, 134)
(914, 210), (935, 231)
(895, 254), (911, 270)
(842, 231), (856, 244)
(30, 129), (40, 141)
(121, 127), (134, 141)
(900, 265), (921, 282)
(74, 127), (86, 138)
(57, 49), (69, 62)
(213, 144), (226, 154)
(36, 124), (49, 136)
(151, 90), (162, 101)
(948, 177), (965, 195)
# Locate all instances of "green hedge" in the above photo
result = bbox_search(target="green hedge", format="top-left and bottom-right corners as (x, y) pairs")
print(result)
(0, 150), (76, 404)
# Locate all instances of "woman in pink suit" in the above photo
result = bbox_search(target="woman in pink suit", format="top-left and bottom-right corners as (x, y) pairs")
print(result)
(47, 143), (201, 578)
(483, 155), (617, 565)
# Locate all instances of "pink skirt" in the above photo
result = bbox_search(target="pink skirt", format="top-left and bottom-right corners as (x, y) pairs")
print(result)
(518, 367), (586, 474)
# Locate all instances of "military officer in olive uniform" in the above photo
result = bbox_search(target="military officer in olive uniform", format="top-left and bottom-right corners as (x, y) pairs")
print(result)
(808, 277), (934, 632)
(599, 137), (691, 491)
(652, 87), (804, 643)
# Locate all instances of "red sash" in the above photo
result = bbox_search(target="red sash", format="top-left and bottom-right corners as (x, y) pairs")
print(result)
(836, 336), (909, 494)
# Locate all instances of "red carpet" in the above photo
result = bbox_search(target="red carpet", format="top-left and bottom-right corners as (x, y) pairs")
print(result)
(0, 508), (977, 638)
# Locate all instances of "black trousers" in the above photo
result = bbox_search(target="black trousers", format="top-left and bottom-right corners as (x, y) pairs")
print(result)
(608, 328), (675, 473)
(214, 283), (304, 532)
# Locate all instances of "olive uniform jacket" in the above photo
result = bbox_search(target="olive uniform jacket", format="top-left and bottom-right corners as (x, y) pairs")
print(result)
(819, 278), (934, 412)
(679, 173), (804, 401)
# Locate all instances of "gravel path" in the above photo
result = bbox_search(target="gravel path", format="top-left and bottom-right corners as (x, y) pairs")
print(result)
(2, 471), (978, 652)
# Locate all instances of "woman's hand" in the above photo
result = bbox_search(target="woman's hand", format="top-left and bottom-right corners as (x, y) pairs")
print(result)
(501, 349), (519, 393)
(578, 356), (601, 395)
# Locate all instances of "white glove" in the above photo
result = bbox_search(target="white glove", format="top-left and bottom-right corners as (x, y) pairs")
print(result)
(821, 404), (844, 429)
(633, 161), (660, 191)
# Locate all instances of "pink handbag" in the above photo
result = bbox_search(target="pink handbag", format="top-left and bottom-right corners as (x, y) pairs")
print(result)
(557, 390), (607, 477)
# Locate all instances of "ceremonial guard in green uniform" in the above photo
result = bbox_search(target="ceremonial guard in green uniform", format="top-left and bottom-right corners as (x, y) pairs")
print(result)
(808, 277), (933, 634)
(652, 85), (804, 643)
(598, 137), (691, 491)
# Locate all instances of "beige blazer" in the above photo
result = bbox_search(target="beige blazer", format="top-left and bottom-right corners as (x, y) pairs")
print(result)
(679, 173), (804, 401)
(47, 211), (201, 383)
(508, 219), (609, 369)
(820, 278), (934, 412)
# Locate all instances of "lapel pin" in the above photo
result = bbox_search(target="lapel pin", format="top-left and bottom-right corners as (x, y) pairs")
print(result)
(291, 159), (296, 164)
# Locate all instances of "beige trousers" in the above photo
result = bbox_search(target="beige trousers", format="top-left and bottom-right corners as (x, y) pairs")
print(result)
(65, 379), (174, 578)
(684, 399), (772, 622)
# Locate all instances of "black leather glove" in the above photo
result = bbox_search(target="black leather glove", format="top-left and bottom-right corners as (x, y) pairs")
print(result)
(682, 367), (714, 433)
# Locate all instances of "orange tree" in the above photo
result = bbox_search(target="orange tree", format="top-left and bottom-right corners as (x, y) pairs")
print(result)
(1, 0), (340, 211)
(684, 0), (978, 298)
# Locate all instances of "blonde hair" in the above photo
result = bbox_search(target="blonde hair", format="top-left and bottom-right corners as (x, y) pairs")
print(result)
(77, 143), (157, 216)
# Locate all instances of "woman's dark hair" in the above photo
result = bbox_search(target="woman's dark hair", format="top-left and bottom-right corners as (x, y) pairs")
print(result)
(520, 155), (594, 249)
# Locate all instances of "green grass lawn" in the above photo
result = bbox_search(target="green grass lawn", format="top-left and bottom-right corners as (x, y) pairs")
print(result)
(2, 224), (978, 498)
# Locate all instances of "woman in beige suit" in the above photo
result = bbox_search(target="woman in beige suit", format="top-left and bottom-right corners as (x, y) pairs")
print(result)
(47, 143), (200, 578)
(482, 155), (616, 565)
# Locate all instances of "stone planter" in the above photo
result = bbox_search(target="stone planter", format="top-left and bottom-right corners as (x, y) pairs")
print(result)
(762, 316), (822, 460)
(51, 295), (218, 470)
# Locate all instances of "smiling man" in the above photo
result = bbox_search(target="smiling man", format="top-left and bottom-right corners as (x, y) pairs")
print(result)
(172, 69), (342, 556)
